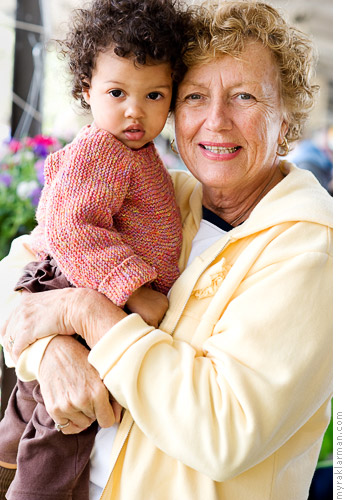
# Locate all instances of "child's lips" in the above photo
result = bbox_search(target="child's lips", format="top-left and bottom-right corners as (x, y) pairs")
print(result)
(124, 125), (145, 141)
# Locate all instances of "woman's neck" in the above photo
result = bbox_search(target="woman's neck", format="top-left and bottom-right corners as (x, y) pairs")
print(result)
(202, 164), (285, 226)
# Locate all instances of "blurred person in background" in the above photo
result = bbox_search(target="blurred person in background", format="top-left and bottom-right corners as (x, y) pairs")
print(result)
(287, 126), (333, 195)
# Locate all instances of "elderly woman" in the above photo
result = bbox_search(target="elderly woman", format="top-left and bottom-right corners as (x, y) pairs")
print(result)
(0, 1), (332, 499)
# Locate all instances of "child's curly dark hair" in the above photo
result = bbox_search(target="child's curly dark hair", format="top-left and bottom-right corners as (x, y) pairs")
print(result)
(59, 0), (194, 111)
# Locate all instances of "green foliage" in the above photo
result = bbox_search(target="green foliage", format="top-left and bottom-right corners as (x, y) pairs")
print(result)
(0, 135), (62, 260)
(318, 402), (333, 465)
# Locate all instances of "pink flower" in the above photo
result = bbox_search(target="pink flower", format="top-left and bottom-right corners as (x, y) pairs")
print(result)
(8, 139), (22, 153)
(31, 135), (59, 147)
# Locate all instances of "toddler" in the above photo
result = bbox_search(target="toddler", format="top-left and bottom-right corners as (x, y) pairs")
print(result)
(0, 1), (193, 498)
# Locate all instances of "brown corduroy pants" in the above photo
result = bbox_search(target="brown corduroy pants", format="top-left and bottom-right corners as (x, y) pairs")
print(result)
(0, 258), (98, 500)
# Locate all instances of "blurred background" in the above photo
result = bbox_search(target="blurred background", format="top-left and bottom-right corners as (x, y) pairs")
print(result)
(0, 0), (334, 257)
(0, 1), (334, 498)
(0, 0), (333, 137)
(0, 0), (333, 161)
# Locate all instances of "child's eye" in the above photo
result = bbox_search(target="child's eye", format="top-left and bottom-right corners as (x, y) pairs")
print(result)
(109, 89), (124, 98)
(147, 92), (163, 100)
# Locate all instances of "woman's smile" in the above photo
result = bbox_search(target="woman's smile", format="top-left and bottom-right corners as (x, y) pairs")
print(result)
(199, 142), (242, 160)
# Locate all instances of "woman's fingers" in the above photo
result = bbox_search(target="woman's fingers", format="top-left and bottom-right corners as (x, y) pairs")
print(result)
(1, 287), (128, 362)
(38, 336), (116, 434)
(1, 289), (76, 361)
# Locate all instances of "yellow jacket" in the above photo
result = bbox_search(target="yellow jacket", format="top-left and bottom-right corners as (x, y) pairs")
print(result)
(0, 162), (332, 499)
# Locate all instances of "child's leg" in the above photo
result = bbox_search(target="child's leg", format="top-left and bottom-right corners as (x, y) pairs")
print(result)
(2, 257), (95, 499)
(0, 380), (37, 499)
(6, 383), (98, 500)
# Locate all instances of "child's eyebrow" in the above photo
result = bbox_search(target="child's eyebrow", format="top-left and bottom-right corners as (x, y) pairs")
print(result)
(104, 80), (125, 85)
(150, 84), (172, 90)
(104, 81), (172, 90)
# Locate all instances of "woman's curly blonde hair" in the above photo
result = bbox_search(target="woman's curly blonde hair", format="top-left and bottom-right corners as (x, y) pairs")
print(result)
(184, 1), (319, 143)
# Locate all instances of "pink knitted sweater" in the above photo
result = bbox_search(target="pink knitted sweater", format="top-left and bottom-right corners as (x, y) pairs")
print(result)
(31, 124), (182, 306)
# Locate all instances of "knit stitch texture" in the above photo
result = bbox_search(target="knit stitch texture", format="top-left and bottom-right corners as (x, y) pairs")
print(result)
(30, 124), (182, 306)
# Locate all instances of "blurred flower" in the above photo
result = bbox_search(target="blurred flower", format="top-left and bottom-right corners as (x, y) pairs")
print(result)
(0, 173), (12, 187)
(29, 185), (42, 207)
(33, 143), (49, 158)
(8, 138), (22, 153)
(0, 134), (63, 259)
(35, 158), (45, 185)
(17, 180), (40, 200)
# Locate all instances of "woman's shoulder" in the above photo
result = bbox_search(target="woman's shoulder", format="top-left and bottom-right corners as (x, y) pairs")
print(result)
(169, 169), (199, 194)
(169, 169), (202, 217)
(280, 161), (333, 225)
(243, 161), (333, 232)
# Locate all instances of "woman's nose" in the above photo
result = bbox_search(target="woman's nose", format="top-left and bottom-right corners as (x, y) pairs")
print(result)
(124, 100), (144, 119)
(204, 99), (233, 132)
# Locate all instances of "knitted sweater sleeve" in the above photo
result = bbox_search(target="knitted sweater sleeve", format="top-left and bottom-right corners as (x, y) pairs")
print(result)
(44, 131), (157, 306)
(30, 150), (62, 258)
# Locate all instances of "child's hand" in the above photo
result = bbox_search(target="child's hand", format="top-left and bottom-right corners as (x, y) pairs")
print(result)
(126, 286), (169, 328)
(110, 396), (123, 423)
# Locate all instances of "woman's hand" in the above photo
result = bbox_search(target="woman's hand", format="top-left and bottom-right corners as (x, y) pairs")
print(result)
(1, 288), (78, 361)
(1, 289), (76, 362)
(67, 287), (128, 348)
(38, 335), (120, 434)
(1, 287), (127, 360)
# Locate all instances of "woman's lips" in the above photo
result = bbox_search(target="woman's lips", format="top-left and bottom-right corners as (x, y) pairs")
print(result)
(199, 142), (242, 160)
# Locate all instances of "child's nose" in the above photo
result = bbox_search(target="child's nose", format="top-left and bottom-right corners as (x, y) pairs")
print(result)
(124, 100), (144, 119)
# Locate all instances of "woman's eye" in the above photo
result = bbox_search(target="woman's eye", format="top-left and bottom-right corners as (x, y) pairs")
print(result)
(237, 93), (254, 101)
(109, 89), (124, 98)
(186, 93), (202, 101)
(147, 92), (162, 100)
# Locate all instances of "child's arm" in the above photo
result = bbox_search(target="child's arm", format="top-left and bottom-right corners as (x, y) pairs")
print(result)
(43, 129), (157, 307)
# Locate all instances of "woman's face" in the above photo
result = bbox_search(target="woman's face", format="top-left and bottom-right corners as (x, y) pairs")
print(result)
(175, 41), (288, 192)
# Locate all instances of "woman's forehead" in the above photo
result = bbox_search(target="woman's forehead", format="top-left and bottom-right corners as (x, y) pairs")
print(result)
(181, 43), (280, 90)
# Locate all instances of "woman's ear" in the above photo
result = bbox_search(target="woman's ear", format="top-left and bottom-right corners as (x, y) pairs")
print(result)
(279, 119), (289, 142)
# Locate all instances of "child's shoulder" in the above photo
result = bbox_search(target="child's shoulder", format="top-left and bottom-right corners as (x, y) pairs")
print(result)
(75, 124), (120, 148)
(76, 124), (148, 162)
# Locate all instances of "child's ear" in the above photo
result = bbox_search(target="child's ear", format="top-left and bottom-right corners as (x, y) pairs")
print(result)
(82, 80), (91, 104)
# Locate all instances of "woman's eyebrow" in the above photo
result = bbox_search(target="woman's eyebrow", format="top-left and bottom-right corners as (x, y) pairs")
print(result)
(179, 80), (208, 89)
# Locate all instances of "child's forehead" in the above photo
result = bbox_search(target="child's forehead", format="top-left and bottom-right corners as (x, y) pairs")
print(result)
(90, 49), (173, 88)
(92, 48), (172, 77)
(96, 45), (171, 68)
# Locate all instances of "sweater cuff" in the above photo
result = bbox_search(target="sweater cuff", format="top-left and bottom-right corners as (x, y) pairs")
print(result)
(99, 255), (157, 306)
(88, 313), (154, 379)
(16, 335), (56, 381)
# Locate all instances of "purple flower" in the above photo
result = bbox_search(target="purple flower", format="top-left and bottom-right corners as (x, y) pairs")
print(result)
(29, 185), (42, 206)
(33, 143), (49, 158)
(35, 159), (45, 185)
(0, 172), (12, 187)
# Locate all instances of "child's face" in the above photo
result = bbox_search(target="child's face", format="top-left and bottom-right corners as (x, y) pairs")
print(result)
(83, 48), (173, 149)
